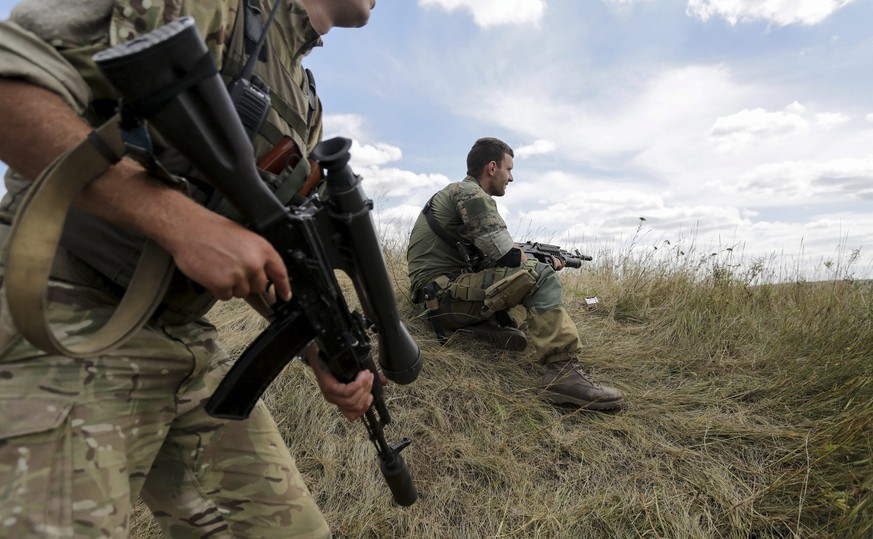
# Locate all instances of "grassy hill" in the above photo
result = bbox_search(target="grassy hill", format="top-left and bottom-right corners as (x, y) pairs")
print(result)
(134, 248), (872, 538)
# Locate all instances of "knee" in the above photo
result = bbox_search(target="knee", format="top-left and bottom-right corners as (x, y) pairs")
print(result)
(526, 265), (564, 310)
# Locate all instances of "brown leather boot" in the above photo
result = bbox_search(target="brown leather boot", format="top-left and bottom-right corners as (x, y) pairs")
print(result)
(454, 319), (528, 351)
(541, 360), (624, 410)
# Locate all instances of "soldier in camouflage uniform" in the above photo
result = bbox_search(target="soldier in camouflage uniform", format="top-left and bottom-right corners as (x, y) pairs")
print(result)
(0, 0), (377, 537)
(407, 137), (625, 411)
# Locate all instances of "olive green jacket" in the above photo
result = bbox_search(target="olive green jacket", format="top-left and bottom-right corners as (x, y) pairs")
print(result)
(406, 177), (515, 296)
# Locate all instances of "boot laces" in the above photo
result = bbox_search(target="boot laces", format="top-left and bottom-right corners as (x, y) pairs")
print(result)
(566, 361), (603, 389)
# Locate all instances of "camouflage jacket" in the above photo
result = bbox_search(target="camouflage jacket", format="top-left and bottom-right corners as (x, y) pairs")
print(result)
(0, 0), (324, 323)
(406, 177), (515, 295)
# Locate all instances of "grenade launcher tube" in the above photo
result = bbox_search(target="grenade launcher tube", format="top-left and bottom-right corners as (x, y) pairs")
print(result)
(313, 138), (422, 384)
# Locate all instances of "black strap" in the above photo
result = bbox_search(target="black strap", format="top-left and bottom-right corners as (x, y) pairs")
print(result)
(240, 0), (281, 78)
(422, 194), (458, 248)
(304, 67), (317, 127)
(422, 195), (484, 268)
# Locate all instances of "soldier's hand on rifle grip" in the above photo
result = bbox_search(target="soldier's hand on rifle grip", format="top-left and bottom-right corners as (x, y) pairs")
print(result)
(307, 344), (376, 421)
(550, 256), (565, 271)
(159, 205), (292, 302)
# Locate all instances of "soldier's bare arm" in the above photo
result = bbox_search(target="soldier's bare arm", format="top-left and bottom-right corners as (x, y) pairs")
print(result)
(0, 78), (291, 302)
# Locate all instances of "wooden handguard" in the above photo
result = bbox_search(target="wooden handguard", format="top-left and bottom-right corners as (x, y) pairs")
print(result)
(256, 135), (323, 198)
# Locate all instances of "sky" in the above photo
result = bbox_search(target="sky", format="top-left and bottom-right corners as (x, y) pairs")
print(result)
(2, 0), (872, 281)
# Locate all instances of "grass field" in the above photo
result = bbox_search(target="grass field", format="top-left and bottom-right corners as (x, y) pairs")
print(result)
(133, 244), (872, 538)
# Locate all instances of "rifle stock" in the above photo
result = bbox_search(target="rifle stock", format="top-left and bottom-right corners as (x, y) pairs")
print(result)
(94, 17), (421, 506)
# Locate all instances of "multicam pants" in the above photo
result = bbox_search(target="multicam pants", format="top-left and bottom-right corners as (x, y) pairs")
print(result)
(0, 280), (329, 539)
(436, 259), (583, 364)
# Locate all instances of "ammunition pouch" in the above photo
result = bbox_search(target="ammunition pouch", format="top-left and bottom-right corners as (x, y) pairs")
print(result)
(446, 280), (486, 302)
(481, 269), (537, 316)
(416, 271), (529, 342)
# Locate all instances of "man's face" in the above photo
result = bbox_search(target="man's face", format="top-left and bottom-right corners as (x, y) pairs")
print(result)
(302, 0), (376, 35)
(485, 153), (514, 197)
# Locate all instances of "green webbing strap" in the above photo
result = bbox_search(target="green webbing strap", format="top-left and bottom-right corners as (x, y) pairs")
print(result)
(5, 115), (175, 358)
(211, 156), (311, 221)
(273, 155), (311, 205)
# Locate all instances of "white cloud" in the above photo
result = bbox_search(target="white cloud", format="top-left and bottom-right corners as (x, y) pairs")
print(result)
(786, 101), (806, 114)
(686, 0), (857, 26)
(717, 156), (873, 201)
(460, 64), (760, 182)
(323, 113), (369, 141)
(515, 139), (557, 159)
(378, 203), (426, 222)
(710, 104), (810, 152)
(815, 112), (850, 129)
(517, 187), (745, 238)
(418, 0), (546, 28)
(357, 166), (451, 200)
(321, 113), (451, 202)
(601, 0), (654, 14)
(350, 140), (403, 167)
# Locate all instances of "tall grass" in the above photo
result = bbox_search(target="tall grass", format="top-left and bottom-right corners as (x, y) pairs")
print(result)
(133, 236), (872, 538)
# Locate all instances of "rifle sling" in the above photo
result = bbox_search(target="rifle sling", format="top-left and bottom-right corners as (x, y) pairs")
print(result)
(5, 115), (175, 358)
(422, 195), (516, 268)
(422, 194), (458, 249)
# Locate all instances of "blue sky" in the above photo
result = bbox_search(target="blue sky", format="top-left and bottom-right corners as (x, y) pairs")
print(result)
(2, 0), (872, 280)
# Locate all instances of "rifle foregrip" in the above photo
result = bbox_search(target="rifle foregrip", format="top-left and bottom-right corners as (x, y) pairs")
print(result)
(257, 136), (299, 173)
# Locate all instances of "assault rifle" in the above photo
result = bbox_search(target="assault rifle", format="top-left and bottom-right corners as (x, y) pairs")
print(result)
(93, 18), (421, 506)
(521, 241), (593, 269)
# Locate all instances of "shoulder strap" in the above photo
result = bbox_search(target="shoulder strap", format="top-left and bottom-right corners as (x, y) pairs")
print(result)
(4, 115), (174, 358)
(421, 193), (483, 268)
(422, 194), (458, 247)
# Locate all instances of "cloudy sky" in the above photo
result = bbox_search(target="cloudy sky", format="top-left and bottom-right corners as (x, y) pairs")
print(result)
(2, 0), (872, 281)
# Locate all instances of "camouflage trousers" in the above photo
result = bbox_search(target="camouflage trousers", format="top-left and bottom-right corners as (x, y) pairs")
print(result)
(434, 259), (582, 364)
(0, 280), (329, 539)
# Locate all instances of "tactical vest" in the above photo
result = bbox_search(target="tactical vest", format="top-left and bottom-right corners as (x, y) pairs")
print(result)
(1, 0), (325, 324)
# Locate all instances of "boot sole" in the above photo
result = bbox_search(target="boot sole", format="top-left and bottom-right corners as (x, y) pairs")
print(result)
(541, 390), (623, 411)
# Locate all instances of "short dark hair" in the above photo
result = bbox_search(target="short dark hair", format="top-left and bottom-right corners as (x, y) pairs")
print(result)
(466, 137), (514, 178)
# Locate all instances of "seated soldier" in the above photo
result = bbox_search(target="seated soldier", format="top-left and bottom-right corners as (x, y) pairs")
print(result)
(406, 137), (625, 410)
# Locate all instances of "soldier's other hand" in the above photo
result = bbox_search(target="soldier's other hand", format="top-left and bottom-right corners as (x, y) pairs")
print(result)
(307, 344), (374, 421)
(550, 255), (565, 271)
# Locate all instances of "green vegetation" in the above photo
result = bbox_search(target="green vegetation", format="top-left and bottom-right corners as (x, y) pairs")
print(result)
(134, 243), (872, 538)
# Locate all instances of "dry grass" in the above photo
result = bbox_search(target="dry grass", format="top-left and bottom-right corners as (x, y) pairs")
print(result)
(132, 244), (872, 538)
